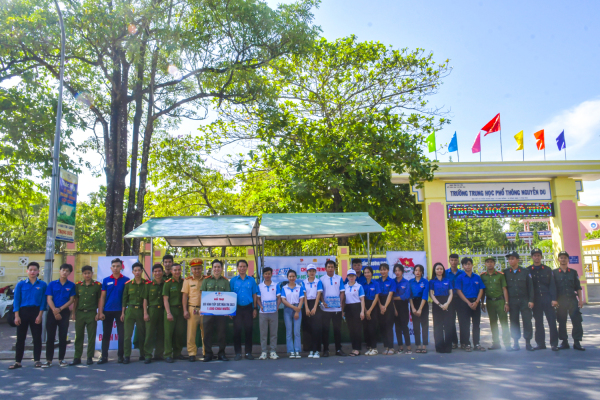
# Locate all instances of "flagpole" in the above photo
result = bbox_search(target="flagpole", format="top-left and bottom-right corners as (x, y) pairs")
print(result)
(500, 130), (503, 161)
(564, 147), (566, 160)
(544, 147), (546, 161)
(457, 146), (460, 162)
(435, 148), (438, 161)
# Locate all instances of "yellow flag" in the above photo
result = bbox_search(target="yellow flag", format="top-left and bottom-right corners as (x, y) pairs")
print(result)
(514, 130), (524, 151)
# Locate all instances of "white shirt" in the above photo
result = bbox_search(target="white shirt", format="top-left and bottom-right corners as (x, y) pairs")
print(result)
(345, 283), (365, 304)
(303, 278), (323, 300)
(257, 282), (280, 314)
(281, 284), (305, 305)
(320, 274), (345, 312)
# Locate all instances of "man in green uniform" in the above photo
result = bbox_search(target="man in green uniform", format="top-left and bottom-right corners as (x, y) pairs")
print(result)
(503, 251), (534, 351)
(554, 251), (585, 351)
(200, 259), (231, 362)
(70, 265), (102, 366)
(163, 263), (187, 363)
(163, 254), (174, 280)
(122, 262), (148, 364)
(480, 257), (511, 351)
(143, 264), (166, 364)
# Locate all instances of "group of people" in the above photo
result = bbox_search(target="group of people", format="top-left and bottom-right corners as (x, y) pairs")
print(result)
(8, 248), (585, 369)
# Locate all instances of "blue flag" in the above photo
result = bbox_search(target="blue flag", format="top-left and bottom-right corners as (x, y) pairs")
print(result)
(556, 130), (566, 150)
(448, 132), (458, 152)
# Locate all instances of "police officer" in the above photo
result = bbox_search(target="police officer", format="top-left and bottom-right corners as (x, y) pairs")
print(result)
(554, 251), (585, 351)
(480, 257), (511, 351)
(201, 259), (231, 362)
(527, 248), (559, 351)
(163, 263), (187, 363)
(503, 251), (534, 351)
(183, 259), (205, 362)
(163, 254), (174, 280)
(70, 265), (102, 366)
(123, 262), (148, 364)
(143, 264), (166, 363)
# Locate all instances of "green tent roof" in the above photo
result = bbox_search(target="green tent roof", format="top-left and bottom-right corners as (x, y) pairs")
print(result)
(124, 215), (260, 247)
(258, 212), (385, 240)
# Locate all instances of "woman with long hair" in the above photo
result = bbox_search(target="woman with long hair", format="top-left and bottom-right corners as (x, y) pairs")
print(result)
(429, 262), (454, 353)
(362, 266), (380, 356)
(392, 263), (412, 354)
(409, 264), (429, 353)
(281, 269), (305, 359)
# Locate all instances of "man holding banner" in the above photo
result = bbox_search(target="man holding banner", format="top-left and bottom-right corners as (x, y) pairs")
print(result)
(98, 258), (129, 364)
(200, 260), (231, 362)
(320, 260), (346, 357)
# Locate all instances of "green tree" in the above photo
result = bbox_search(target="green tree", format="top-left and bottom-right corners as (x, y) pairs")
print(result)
(75, 188), (107, 252)
(586, 230), (600, 240)
(0, 191), (48, 252)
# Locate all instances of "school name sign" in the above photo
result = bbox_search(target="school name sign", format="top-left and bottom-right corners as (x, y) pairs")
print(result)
(447, 203), (555, 219)
(445, 182), (552, 202)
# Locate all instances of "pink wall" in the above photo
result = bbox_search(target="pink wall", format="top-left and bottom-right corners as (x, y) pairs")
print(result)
(428, 202), (449, 278)
(560, 200), (585, 289)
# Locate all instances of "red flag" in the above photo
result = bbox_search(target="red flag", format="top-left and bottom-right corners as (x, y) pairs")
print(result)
(472, 132), (481, 153)
(399, 258), (415, 267)
(482, 113), (501, 136)
(534, 129), (545, 150)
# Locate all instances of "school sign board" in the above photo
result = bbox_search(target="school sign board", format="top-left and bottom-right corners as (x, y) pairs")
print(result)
(445, 181), (552, 202)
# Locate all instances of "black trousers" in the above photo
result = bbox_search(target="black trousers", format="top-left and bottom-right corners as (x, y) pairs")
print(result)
(321, 310), (342, 352)
(102, 310), (124, 359)
(458, 298), (481, 346)
(203, 315), (227, 356)
(379, 301), (395, 348)
(450, 295), (461, 345)
(411, 299), (429, 346)
(46, 308), (71, 361)
(303, 299), (322, 352)
(508, 299), (533, 341)
(432, 295), (453, 353)
(15, 306), (42, 363)
(533, 294), (559, 347)
(557, 296), (583, 342)
(363, 299), (379, 349)
(393, 299), (411, 346)
(233, 304), (254, 354)
(345, 303), (362, 350)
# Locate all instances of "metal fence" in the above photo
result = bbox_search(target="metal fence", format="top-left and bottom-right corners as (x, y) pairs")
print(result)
(584, 250), (600, 284)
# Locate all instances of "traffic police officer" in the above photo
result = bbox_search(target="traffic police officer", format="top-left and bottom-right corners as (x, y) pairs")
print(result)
(554, 251), (585, 351)
(503, 251), (534, 351)
(122, 262), (149, 364)
(70, 265), (102, 366)
(163, 263), (187, 362)
(200, 259), (231, 362)
(527, 248), (559, 351)
(183, 258), (205, 362)
(143, 264), (166, 363)
(480, 257), (511, 351)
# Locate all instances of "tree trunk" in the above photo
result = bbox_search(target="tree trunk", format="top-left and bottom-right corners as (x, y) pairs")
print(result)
(331, 188), (348, 246)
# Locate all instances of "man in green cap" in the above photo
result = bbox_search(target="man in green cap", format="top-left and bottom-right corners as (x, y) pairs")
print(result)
(143, 264), (166, 363)
(122, 262), (148, 364)
(481, 257), (511, 351)
(503, 251), (534, 351)
(70, 265), (102, 366)
(163, 263), (187, 362)
(554, 251), (585, 351)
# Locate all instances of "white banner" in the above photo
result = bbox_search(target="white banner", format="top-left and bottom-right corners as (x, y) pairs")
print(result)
(201, 291), (237, 316)
(263, 256), (336, 283)
(95, 256), (139, 350)
(445, 182), (552, 202)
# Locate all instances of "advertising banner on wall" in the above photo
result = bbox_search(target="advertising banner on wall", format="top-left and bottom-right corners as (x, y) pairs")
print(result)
(263, 256), (336, 284)
(95, 256), (139, 350)
(56, 169), (78, 242)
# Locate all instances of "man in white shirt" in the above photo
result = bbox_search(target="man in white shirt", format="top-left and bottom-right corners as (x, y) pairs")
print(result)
(319, 260), (347, 357)
(257, 267), (281, 360)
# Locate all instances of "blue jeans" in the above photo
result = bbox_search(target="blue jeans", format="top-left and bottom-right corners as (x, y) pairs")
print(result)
(284, 306), (302, 353)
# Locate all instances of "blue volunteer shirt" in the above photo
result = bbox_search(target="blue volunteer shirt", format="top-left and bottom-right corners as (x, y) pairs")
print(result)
(445, 268), (464, 286)
(13, 279), (48, 312)
(408, 278), (429, 301)
(362, 279), (381, 300)
(101, 273), (130, 312)
(229, 275), (259, 307)
(378, 277), (396, 298)
(344, 273), (367, 286)
(45, 279), (76, 308)
(393, 278), (411, 300)
(455, 272), (486, 298)
(429, 277), (453, 297)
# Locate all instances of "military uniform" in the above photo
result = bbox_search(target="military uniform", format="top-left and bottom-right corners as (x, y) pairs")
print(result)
(182, 275), (205, 358)
(503, 266), (534, 344)
(527, 262), (559, 348)
(144, 279), (165, 360)
(200, 276), (231, 359)
(554, 267), (583, 344)
(163, 277), (186, 359)
(123, 279), (148, 359)
(481, 271), (511, 349)
(73, 280), (102, 361)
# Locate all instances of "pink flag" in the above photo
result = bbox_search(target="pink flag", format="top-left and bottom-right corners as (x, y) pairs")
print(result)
(472, 132), (481, 153)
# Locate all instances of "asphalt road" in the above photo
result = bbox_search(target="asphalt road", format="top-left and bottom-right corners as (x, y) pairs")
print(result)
(2, 305), (599, 400)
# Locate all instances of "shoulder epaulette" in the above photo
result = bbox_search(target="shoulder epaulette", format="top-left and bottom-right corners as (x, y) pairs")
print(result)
(185, 276), (193, 280)
(125, 280), (132, 284)
(498, 271), (504, 275)
(166, 278), (172, 282)
(96, 281), (101, 285)
(77, 281), (83, 285)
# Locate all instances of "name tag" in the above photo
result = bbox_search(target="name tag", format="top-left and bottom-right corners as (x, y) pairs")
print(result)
(263, 300), (277, 313)
(325, 296), (341, 308)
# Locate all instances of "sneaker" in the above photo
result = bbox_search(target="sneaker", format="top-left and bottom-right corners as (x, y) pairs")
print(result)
(364, 349), (373, 356)
(259, 352), (268, 360)
(288, 353), (295, 359)
(295, 352), (301, 359)
(269, 352), (279, 360)
(313, 351), (320, 359)
(308, 351), (314, 358)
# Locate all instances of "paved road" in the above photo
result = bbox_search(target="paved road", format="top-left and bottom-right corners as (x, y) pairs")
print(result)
(1, 305), (599, 400)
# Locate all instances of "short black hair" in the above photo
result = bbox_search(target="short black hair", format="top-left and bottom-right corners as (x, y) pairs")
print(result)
(81, 265), (93, 274)
(263, 267), (273, 274)
(287, 269), (297, 277)
(380, 263), (390, 271)
(433, 262), (446, 278)
(152, 263), (164, 272)
(414, 264), (425, 276)
(162, 254), (174, 262)
(211, 259), (223, 267)
(172, 263), (181, 267)
(449, 254), (459, 259)
(237, 259), (248, 268)
(27, 261), (40, 269)
(351, 258), (362, 265)
(393, 263), (404, 273)
(59, 263), (73, 273)
(461, 257), (473, 266)
(132, 262), (143, 271)
(325, 260), (337, 268)
(363, 266), (374, 275)
(111, 258), (122, 266)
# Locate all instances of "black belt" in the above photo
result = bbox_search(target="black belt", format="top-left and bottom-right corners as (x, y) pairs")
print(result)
(488, 296), (505, 302)
(190, 305), (201, 308)
(128, 305), (141, 309)
(170, 305), (183, 308)
(78, 309), (96, 313)
(149, 305), (163, 309)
